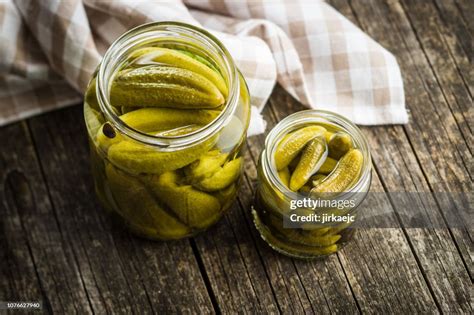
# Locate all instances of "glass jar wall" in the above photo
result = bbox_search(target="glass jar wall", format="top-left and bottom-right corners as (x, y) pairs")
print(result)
(84, 22), (250, 240)
(252, 110), (372, 259)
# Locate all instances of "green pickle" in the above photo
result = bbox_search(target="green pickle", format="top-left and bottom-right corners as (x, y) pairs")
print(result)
(107, 134), (217, 175)
(274, 126), (326, 170)
(289, 138), (327, 191)
(253, 115), (370, 259)
(193, 158), (242, 192)
(145, 171), (222, 229)
(106, 164), (191, 239)
(111, 65), (225, 109)
(328, 132), (353, 159)
(118, 107), (220, 132)
(84, 32), (250, 240)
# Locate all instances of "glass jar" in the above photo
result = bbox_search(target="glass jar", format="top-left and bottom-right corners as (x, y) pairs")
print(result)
(252, 110), (372, 259)
(83, 22), (250, 240)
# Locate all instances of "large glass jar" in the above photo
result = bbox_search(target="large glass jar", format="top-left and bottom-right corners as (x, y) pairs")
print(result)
(84, 22), (250, 240)
(252, 110), (372, 259)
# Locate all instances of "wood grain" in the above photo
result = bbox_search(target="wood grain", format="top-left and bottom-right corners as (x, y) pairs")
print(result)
(265, 87), (438, 314)
(0, 0), (472, 313)
(25, 107), (215, 314)
(1, 122), (92, 314)
(330, 0), (473, 312)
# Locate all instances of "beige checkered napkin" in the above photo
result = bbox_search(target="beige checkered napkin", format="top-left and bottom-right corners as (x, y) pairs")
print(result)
(0, 0), (407, 132)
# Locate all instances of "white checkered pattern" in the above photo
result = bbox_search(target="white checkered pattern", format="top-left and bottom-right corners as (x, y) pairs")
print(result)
(0, 0), (407, 129)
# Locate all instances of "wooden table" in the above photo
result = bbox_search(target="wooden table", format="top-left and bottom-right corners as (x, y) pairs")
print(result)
(1, 0), (472, 313)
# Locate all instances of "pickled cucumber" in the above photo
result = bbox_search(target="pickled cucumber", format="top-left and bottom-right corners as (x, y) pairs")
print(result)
(317, 157), (337, 175)
(106, 164), (191, 239)
(262, 232), (338, 257)
(311, 149), (363, 194)
(175, 49), (221, 75)
(324, 131), (334, 143)
(326, 221), (352, 236)
(266, 215), (341, 246)
(147, 171), (222, 229)
(184, 150), (228, 182)
(287, 154), (301, 172)
(86, 42), (246, 241)
(130, 47), (228, 97)
(254, 120), (367, 257)
(120, 107), (220, 132)
(302, 227), (331, 236)
(107, 134), (217, 174)
(328, 132), (353, 159)
(310, 174), (326, 187)
(289, 138), (327, 191)
(194, 158), (242, 191)
(213, 183), (237, 210)
(111, 65), (224, 109)
(253, 212), (338, 257)
(274, 126), (326, 170)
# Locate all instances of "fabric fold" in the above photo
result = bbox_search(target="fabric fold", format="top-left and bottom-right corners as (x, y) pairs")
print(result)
(0, 0), (407, 128)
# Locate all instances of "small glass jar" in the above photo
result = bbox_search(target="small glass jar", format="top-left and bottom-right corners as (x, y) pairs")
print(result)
(83, 22), (250, 240)
(252, 110), (372, 259)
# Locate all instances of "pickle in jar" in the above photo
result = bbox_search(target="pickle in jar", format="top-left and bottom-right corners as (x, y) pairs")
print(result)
(84, 35), (249, 240)
(253, 116), (368, 259)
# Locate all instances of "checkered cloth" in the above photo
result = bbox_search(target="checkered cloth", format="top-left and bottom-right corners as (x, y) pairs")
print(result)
(0, 0), (407, 133)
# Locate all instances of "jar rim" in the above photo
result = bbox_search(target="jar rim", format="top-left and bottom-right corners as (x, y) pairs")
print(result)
(96, 21), (239, 148)
(262, 109), (372, 200)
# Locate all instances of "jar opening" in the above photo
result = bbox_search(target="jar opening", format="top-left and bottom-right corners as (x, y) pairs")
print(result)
(262, 110), (372, 200)
(96, 21), (239, 148)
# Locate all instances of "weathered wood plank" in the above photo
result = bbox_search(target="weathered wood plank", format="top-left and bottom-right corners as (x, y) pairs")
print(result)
(191, 100), (317, 314)
(431, 0), (473, 97)
(398, 0), (472, 168)
(0, 122), (92, 314)
(338, 0), (473, 312)
(244, 103), (360, 314)
(1, 0), (472, 313)
(341, 0), (472, 188)
(455, 0), (474, 28)
(26, 106), (215, 314)
(266, 86), (439, 313)
(330, 1), (473, 285)
(440, 0), (474, 64)
(192, 203), (282, 314)
(192, 92), (361, 314)
(193, 139), (309, 313)
(363, 125), (472, 311)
